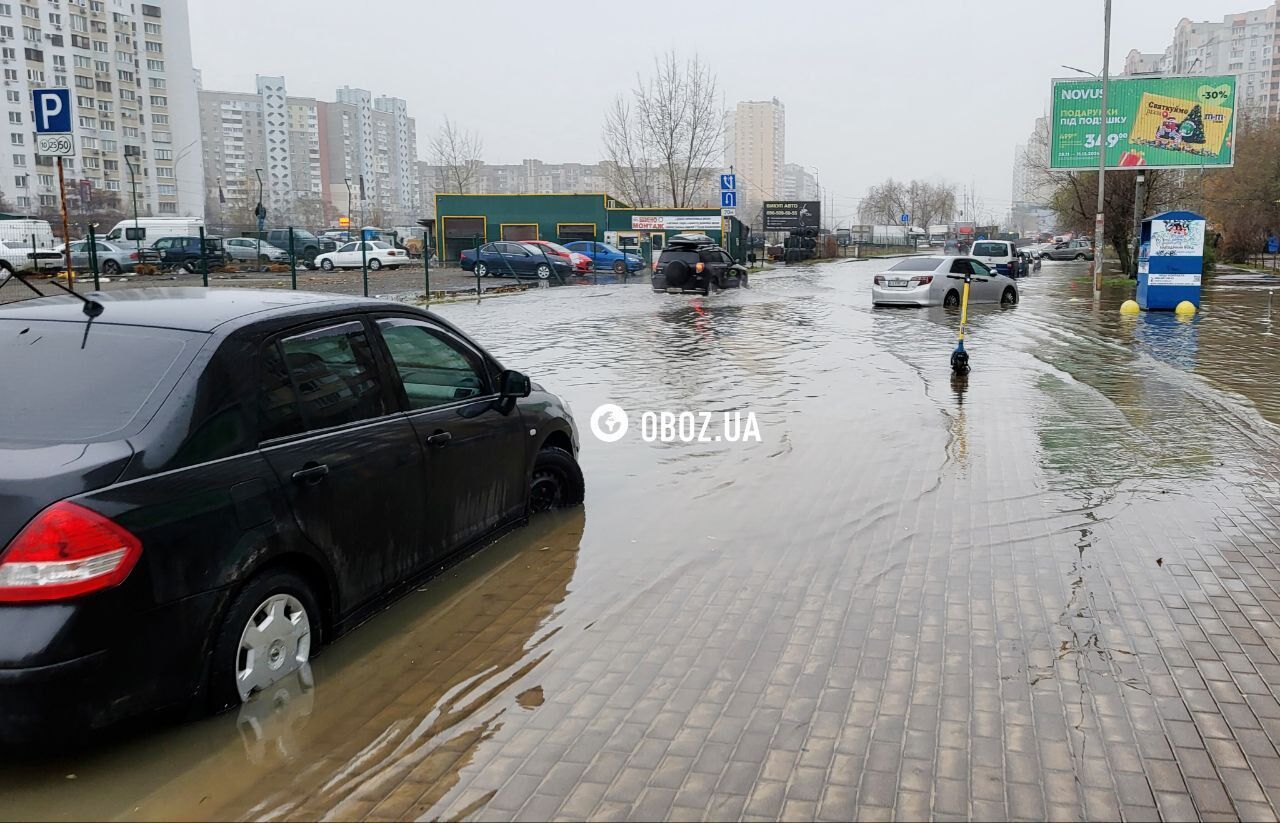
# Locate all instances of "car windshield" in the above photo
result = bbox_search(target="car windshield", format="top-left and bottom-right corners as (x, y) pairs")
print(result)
(972, 242), (1007, 257)
(0, 319), (200, 444)
(889, 258), (942, 272)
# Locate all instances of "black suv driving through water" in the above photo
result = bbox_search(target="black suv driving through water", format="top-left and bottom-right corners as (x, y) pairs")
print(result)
(651, 233), (749, 295)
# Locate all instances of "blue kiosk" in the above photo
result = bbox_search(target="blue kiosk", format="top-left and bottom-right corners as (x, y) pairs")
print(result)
(1137, 210), (1206, 311)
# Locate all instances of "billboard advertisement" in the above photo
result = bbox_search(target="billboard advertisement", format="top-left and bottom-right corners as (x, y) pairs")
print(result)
(763, 201), (821, 231)
(1049, 75), (1236, 170)
(630, 215), (721, 231)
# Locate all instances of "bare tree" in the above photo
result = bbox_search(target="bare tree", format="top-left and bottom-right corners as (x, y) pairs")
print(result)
(858, 178), (956, 229)
(429, 117), (484, 195)
(601, 52), (724, 208)
(602, 96), (658, 208)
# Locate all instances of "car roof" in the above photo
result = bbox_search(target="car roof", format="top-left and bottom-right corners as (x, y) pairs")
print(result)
(0, 288), (396, 333)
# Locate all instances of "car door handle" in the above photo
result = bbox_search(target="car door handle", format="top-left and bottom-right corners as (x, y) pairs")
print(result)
(426, 431), (452, 447)
(291, 463), (330, 484)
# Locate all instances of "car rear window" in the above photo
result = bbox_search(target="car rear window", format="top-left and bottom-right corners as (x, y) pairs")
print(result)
(0, 319), (200, 443)
(889, 258), (942, 272)
(972, 242), (1007, 257)
(659, 249), (700, 266)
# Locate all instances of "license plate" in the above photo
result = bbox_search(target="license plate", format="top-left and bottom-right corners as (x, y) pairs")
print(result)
(888, 279), (909, 288)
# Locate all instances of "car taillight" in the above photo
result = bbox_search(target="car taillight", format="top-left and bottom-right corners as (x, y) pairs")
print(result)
(695, 262), (705, 273)
(874, 276), (885, 285)
(653, 260), (659, 272)
(0, 501), (142, 602)
(910, 275), (933, 285)
(129, 252), (138, 261)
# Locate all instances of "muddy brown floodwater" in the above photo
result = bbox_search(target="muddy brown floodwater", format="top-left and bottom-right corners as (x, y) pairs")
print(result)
(6, 260), (1280, 821)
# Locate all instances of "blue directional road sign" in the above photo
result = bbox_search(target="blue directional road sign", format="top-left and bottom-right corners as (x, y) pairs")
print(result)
(720, 174), (736, 191)
(1269, 234), (1279, 254)
(900, 213), (909, 224)
(31, 88), (72, 134)
(721, 191), (737, 209)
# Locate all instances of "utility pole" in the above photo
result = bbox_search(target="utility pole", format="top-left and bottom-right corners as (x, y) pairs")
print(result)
(344, 177), (353, 242)
(125, 155), (140, 260)
(1093, 0), (1112, 291)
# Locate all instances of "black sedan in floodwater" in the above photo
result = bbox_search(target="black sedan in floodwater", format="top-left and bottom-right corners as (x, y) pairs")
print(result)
(0, 289), (583, 745)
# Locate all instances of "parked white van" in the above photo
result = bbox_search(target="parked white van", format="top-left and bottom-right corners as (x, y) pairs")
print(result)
(104, 217), (204, 245)
(0, 217), (55, 249)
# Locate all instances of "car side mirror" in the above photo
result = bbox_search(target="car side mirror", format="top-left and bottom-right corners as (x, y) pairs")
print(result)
(499, 369), (532, 398)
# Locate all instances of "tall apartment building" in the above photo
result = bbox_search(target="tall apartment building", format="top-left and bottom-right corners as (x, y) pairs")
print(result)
(1122, 2), (1280, 120)
(326, 86), (418, 226)
(201, 80), (418, 228)
(724, 98), (784, 219)
(199, 76), (324, 224)
(781, 163), (817, 201)
(0, 0), (201, 222)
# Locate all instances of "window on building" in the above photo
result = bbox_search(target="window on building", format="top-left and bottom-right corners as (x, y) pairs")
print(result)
(82, 156), (98, 169)
(151, 113), (167, 125)
(103, 159), (117, 171)
(69, 14), (85, 32)
(21, 26), (38, 42)
(92, 40), (107, 53)
(144, 41), (160, 53)
(158, 202), (175, 214)
(98, 119), (113, 131)
(3, 69), (16, 81)
(154, 148), (171, 160)
(155, 166), (172, 178)
(148, 77), (165, 89)
(26, 68), (42, 83)
(145, 58), (162, 71)
(74, 74), (92, 88)
(77, 115), (95, 128)
(75, 94), (91, 107)
(80, 135), (95, 149)
(10, 153), (21, 166)
(36, 173), (52, 187)
(6, 112), (17, 124)
(101, 139), (115, 152)
(12, 174), (24, 187)
(6, 90), (18, 103)
(143, 22), (160, 35)
(149, 95), (165, 107)
(0, 5), (12, 15)
(157, 183), (174, 195)
(38, 194), (54, 207)
(0, 26), (12, 38)
(73, 54), (89, 68)
(19, 4), (34, 19)
(95, 80), (110, 92)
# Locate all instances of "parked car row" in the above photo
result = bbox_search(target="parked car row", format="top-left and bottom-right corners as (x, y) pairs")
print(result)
(459, 239), (644, 279)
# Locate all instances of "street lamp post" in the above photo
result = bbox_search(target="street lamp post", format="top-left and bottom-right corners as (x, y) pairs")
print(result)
(1093, 0), (1112, 291)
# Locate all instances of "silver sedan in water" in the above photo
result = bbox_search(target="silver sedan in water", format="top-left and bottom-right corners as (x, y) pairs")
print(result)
(871, 255), (1020, 308)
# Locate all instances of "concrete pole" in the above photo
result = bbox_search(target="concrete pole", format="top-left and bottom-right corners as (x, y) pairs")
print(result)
(1131, 172), (1146, 278)
(1093, 0), (1112, 291)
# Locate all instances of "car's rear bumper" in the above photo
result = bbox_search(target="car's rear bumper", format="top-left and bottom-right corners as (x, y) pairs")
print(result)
(0, 590), (223, 746)
(872, 285), (937, 306)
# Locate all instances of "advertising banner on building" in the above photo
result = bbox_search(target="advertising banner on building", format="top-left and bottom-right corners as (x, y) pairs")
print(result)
(631, 215), (722, 231)
(762, 201), (821, 231)
(1049, 75), (1236, 170)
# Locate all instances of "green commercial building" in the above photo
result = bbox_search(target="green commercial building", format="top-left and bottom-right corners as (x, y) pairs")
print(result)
(434, 193), (748, 265)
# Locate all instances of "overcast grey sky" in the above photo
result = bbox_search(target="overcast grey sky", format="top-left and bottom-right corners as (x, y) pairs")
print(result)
(192, 0), (1256, 225)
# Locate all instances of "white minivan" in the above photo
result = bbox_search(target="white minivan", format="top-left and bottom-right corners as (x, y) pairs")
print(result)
(969, 240), (1023, 278)
(104, 217), (204, 246)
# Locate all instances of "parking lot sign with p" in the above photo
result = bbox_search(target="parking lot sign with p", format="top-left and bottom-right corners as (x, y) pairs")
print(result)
(32, 88), (72, 134)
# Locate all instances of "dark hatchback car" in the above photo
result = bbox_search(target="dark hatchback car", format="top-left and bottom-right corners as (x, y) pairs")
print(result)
(651, 234), (749, 295)
(138, 235), (227, 271)
(0, 289), (583, 745)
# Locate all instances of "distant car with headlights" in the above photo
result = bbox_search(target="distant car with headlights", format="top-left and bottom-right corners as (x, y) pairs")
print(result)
(313, 240), (408, 271)
(872, 256), (1019, 308)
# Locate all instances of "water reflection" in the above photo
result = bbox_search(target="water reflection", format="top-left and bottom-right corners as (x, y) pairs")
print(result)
(0, 508), (585, 821)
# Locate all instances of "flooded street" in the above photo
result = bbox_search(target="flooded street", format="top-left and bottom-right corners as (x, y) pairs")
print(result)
(7, 258), (1280, 821)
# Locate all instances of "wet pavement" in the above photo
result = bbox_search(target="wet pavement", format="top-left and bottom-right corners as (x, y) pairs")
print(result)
(7, 259), (1280, 820)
